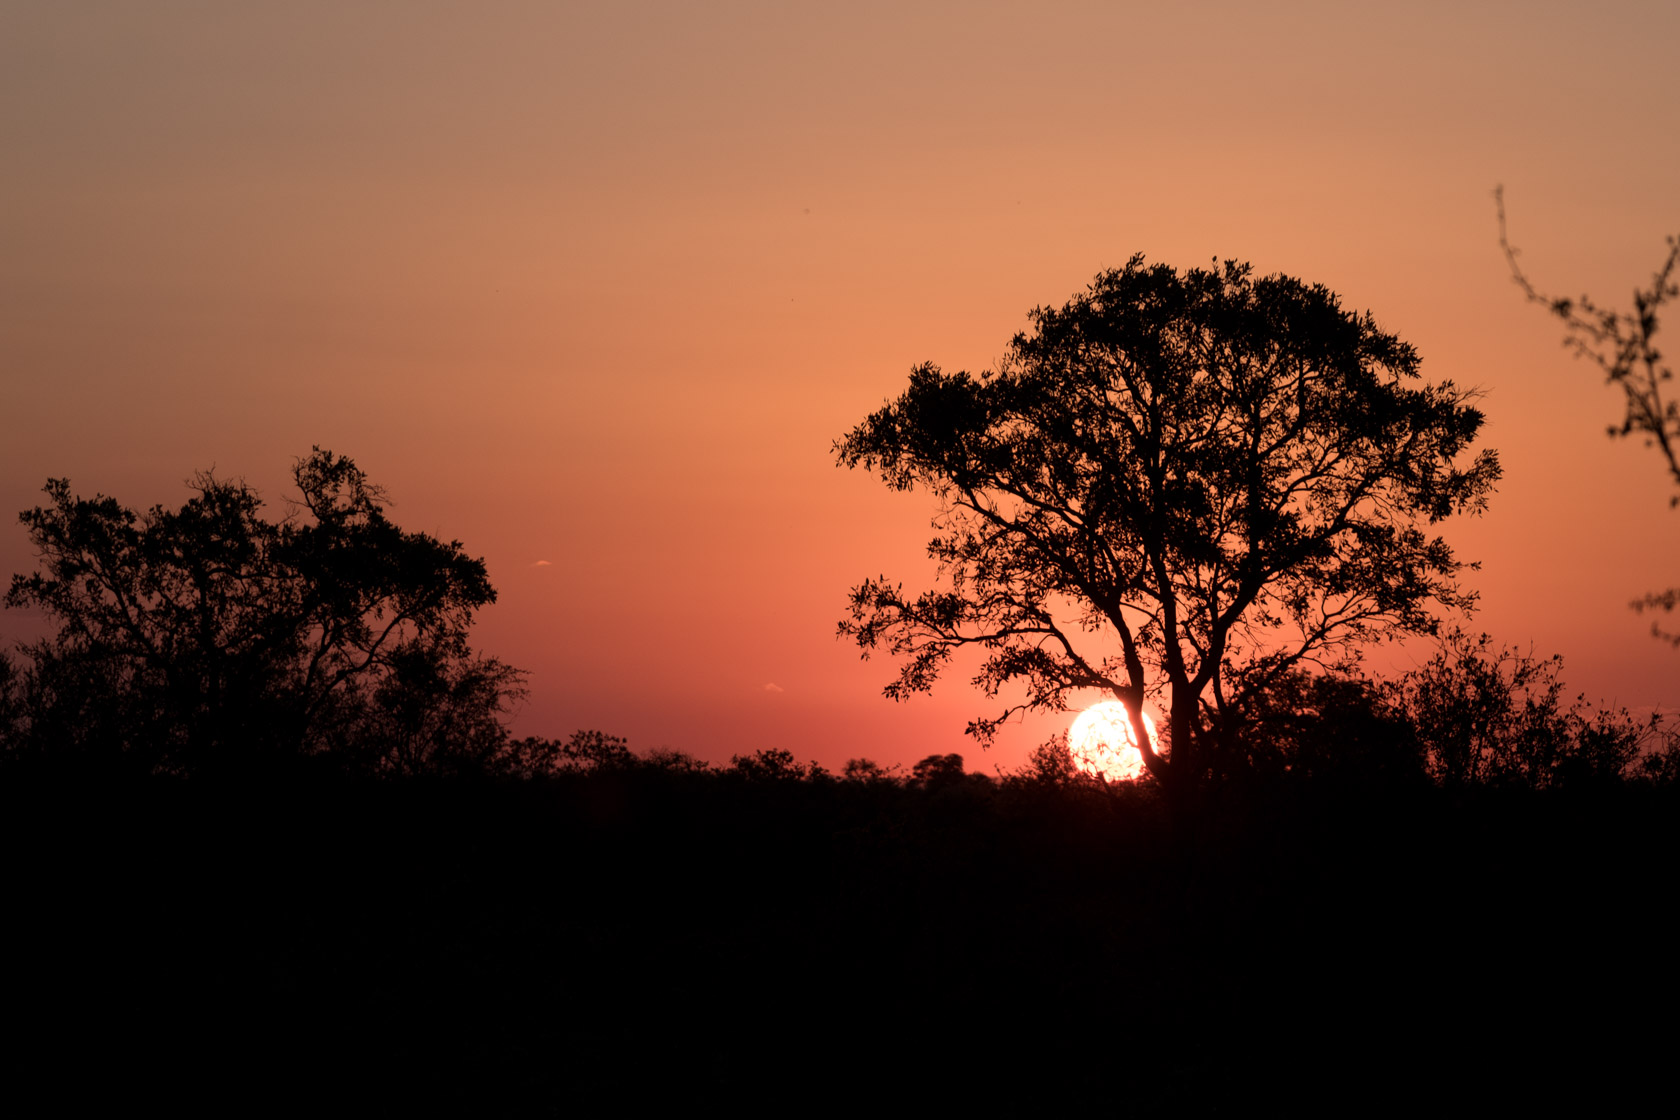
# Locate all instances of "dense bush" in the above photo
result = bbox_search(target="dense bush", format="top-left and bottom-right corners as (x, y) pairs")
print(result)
(1389, 629), (1652, 790)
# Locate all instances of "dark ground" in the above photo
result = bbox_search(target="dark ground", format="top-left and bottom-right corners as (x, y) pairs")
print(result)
(4, 770), (1675, 1114)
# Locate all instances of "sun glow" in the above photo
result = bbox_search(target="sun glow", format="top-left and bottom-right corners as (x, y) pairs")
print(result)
(1068, 701), (1158, 781)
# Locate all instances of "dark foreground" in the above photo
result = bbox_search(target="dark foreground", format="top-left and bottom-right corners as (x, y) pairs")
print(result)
(4, 770), (1675, 1114)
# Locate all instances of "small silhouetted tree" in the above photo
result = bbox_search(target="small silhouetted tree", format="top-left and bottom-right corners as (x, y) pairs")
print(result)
(640, 746), (711, 774)
(1236, 669), (1423, 788)
(730, 747), (828, 782)
(842, 757), (900, 784)
(909, 753), (968, 791)
(1497, 187), (1680, 643)
(350, 637), (528, 777)
(3, 449), (519, 775)
(1636, 723), (1680, 785)
(1017, 739), (1080, 786)
(488, 729), (637, 778)
(836, 257), (1498, 799)
(558, 729), (638, 771)
(1393, 629), (1646, 790)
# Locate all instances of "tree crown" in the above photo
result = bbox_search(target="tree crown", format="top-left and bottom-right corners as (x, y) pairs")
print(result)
(4, 449), (511, 774)
(836, 257), (1499, 782)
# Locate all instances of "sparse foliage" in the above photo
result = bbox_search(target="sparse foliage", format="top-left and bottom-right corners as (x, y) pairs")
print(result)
(837, 257), (1498, 796)
(1634, 722), (1680, 785)
(1496, 187), (1680, 644)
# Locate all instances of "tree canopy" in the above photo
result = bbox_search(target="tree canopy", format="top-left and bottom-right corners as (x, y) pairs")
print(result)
(835, 256), (1500, 794)
(3, 449), (521, 776)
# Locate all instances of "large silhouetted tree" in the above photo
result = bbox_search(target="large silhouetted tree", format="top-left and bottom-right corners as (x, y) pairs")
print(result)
(4, 449), (518, 774)
(1496, 187), (1680, 644)
(836, 257), (1500, 797)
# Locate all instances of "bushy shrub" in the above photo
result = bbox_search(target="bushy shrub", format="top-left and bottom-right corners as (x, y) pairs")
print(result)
(1391, 630), (1647, 790)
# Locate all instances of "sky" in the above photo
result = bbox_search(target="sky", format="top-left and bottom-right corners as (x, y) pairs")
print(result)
(3, 1), (1677, 773)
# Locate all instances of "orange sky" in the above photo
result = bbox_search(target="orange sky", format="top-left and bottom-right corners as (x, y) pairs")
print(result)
(3, 2), (1677, 772)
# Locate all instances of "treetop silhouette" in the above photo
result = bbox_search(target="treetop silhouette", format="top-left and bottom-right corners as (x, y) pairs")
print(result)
(836, 256), (1500, 796)
(4, 448), (519, 775)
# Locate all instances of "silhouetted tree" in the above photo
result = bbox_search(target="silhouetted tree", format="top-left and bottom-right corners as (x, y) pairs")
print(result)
(348, 637), (528, 777)
(1497, 188), (1680, 643)
(836, 257), (1498, 798)
(641, 745), (711, 773)
(559, 729), (637, 771)
(3, 449), (518, 775)
(1393, 629), (1646, 790)
(485, 729), (637, 778)
(730, 746), (829, 782)
(842, 757), (900, 784)
(909, 752), (968, 791)
(1635, 723), (1680, 785)
(1016, 739), (1080, 786)
(1235, 669), (1424, 788)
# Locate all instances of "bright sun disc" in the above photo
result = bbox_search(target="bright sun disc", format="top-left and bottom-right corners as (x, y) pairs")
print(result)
(1068, 701), (1157, 781)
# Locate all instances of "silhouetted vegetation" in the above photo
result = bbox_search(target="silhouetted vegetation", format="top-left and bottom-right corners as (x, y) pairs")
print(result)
(1394, 627), (1655, 789)
(1, 450), (523, 778)
(5, 448), (1675, 1110)
(1498, 188), (1680, 643)
(835, 257), (1500, 801)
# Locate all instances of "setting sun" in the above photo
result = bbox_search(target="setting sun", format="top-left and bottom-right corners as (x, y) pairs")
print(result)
(1068, 701), (1158, 782)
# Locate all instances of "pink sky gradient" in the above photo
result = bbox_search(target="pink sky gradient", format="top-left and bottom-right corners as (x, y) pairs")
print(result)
(4, 2), (1677, 771)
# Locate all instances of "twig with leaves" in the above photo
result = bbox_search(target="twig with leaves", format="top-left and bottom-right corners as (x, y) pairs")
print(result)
(1496, 186), (1680, 643)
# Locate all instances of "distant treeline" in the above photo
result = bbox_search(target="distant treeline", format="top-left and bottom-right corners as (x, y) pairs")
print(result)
(491, 625), (1679, 792)
(5, 617), (1677, 791)
(11, 627), (1673, 792)
(5, 448), (1672, 791)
